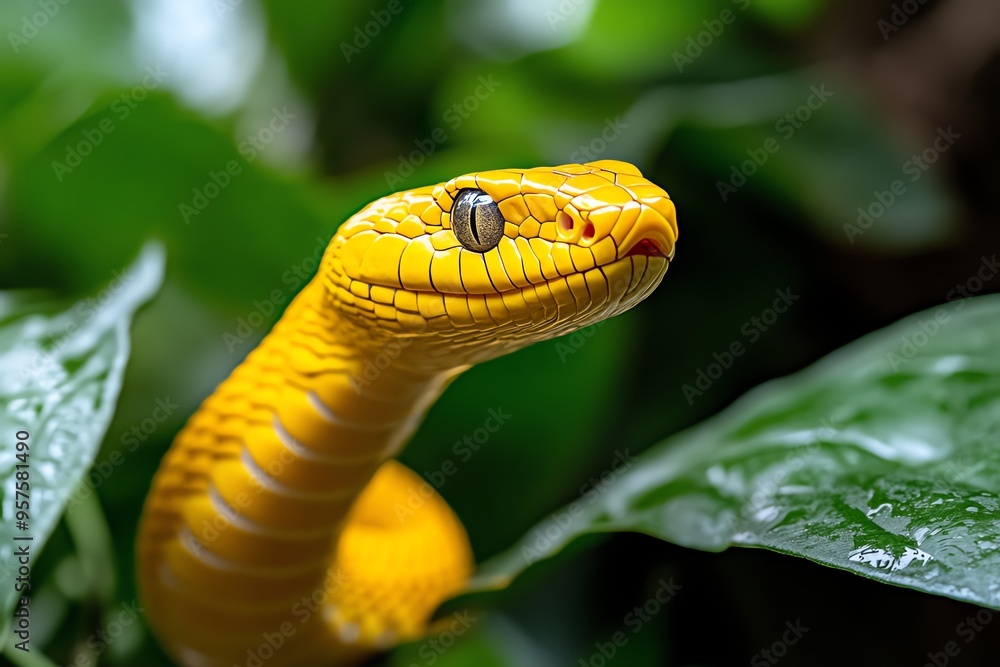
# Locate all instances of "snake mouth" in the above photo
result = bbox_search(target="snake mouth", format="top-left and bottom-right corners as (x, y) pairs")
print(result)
(625, 238), (668, 258)
(616, 212), (675, 261)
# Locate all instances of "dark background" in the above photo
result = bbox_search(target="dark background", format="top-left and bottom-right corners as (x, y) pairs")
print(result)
(1, 0), (999, 664)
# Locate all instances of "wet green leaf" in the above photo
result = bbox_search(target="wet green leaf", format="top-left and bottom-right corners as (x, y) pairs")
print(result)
(477, 293), (1000, 610)
(0, 244), (163, 638)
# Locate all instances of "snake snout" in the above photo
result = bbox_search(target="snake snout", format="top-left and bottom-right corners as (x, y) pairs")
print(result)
(616, 198), (677, 262)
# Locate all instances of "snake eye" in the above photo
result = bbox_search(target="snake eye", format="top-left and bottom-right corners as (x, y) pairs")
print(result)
(452, 188), (505, 252)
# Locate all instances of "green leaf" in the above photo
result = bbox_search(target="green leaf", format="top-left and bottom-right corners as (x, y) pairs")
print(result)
(0, 243), (164, 636)
(475, 293), (1000, 609)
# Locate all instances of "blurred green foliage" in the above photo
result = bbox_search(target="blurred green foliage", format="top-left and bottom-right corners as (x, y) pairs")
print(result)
(1, 0), (997, 664)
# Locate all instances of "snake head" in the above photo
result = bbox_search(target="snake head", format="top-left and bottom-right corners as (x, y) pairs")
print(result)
(322, 159), (677, 367)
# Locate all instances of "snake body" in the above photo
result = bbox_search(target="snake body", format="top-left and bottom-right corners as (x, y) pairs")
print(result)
(137, 160), (677, 666)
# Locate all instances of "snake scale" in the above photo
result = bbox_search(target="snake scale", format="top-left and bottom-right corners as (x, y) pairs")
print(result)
(137, 160), (678, 666)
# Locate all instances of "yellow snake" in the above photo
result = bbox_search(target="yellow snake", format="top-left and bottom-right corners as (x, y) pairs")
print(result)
(137, 160), (677, 666)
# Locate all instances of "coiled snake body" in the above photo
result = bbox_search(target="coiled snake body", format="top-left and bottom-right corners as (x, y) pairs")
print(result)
(137, 160), (677, 666)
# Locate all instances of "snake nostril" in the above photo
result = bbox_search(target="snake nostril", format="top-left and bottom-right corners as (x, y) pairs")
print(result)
(557, 212), (574, 235)
(583, 223), (595, 241)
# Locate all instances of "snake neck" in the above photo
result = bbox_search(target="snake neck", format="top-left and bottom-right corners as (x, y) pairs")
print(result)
(240, 277), (460, 507)
(139, 278), (465, 665)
